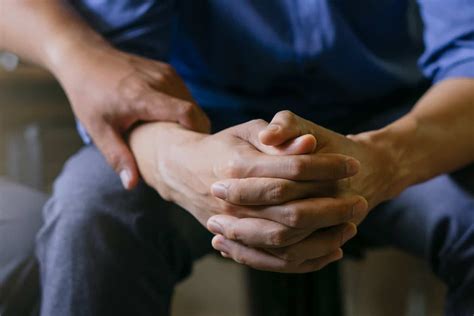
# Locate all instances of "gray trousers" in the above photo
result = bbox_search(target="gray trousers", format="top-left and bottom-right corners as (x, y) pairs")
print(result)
(1, 117), (474, 315)
(38, 147), (214, 316)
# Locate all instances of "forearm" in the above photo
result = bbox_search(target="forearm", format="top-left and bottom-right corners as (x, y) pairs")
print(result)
(0, 0), (108, 74)
(363, 78), (474, 194)
(129, 122), (202, 188)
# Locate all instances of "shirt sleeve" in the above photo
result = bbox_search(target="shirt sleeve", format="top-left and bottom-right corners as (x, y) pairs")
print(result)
(416, 0), (474, 83)
(72, 0), (175, 60)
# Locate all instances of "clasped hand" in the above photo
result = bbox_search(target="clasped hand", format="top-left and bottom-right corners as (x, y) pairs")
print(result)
(130, 111), (394, 273)
(205, 111), (396, 273)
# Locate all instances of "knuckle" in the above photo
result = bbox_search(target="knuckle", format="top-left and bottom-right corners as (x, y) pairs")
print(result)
(269, 228), (288, 247)
(222, 156), (245, 178)
(178, 101), (195, 118)
(284, 207), (303, 228)
(288, 159), (306, 178)
(233, 250), (247, 265)
(119, 75), (149, 103)
(249, 118), (267, 127)
(279, 249), (297, 261)
(245, 119), (267, 131)
(160, 63), (176, 75)
(268, 182), (286, 202)
(277, 110), (295, 122)
(152, 70), (166, 81)
(138, 102), (155, 118)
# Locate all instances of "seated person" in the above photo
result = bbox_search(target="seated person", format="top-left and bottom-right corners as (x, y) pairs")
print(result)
(1, 1), (473, 315)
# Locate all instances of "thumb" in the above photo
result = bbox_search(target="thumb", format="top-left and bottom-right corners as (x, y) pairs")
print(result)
(232, 119), (316, 156)
(259, 110), (332, 147)
(270, 134), (317, 155)
(92, 125), (140, 190)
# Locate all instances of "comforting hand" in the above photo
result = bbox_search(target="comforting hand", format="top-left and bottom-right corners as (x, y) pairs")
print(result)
(54, 44), (210, 189)
(208, 110), (398, 273)
(129, 119), (359, 228)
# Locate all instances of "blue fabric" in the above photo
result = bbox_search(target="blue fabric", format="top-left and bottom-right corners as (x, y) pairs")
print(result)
(169, 0), (424, 112)
(72, 0), (474, 140)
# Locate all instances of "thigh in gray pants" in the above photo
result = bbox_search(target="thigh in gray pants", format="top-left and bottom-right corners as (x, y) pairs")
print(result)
(0, 179), (45, 315)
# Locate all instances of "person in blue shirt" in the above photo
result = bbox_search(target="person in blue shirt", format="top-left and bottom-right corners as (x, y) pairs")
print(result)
(1, 1), (474, 315)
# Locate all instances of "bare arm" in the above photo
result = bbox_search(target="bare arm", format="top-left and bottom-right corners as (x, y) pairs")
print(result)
(0, 0), (210, 189)
(0, 0), (105, 72)
(364, 78), (474, 192)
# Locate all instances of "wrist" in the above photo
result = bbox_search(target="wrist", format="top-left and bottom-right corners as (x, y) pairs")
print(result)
(354, 116), (420, 200)
(129, 122), (205, 189)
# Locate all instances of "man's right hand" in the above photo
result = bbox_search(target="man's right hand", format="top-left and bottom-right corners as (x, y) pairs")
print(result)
(54, 44), (210, 190)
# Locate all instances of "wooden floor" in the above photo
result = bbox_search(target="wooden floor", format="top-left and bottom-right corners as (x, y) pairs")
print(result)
(1, 64), (446, 316)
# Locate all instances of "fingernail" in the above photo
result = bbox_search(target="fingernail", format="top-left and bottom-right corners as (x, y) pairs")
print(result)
(266, 124), (281, 133)
(342, 224), (357, 244)
(120, 169), (132, 189)
(345, 159), (360, 176)
(352, 199), (368, 219)
(211, 183), (228, 200)
(207, 219), (224, 235)
(221, 251), (230, 258)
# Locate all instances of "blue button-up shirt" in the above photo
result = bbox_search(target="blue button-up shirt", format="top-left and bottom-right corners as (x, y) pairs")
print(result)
(73, 0), (474, 137)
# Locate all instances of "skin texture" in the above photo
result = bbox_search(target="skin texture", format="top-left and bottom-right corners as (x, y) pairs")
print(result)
(0, 0), (210, 189)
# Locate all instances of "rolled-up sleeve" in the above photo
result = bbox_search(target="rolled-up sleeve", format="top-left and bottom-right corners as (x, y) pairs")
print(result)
(417, 0), (474, 83)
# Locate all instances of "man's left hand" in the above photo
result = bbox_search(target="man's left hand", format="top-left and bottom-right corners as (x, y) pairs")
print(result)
(208, 110), (400, 272)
